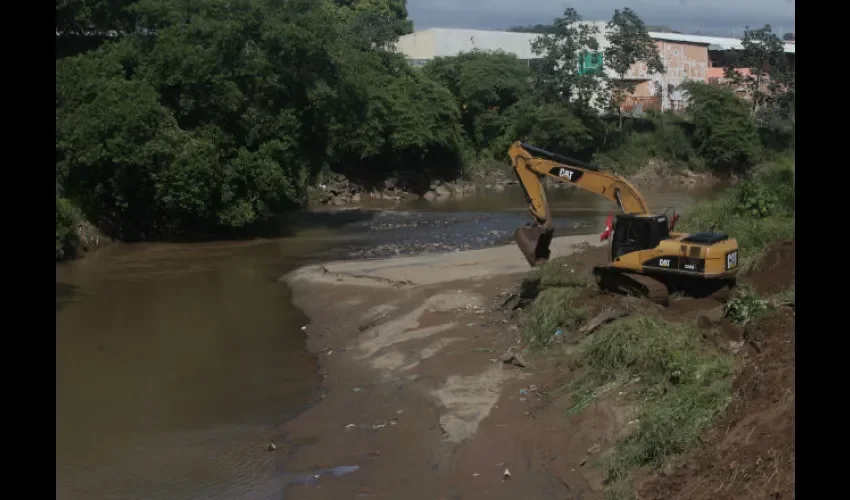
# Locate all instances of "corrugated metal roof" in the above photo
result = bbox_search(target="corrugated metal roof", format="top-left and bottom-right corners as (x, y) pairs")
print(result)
(649, 32), (795, 54)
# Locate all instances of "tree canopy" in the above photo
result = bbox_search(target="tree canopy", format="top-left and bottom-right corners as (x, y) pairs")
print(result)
(56, 2), (795, 255)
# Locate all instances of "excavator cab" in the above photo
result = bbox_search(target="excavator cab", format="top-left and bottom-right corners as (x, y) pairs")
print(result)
(610, 214), (670, 260)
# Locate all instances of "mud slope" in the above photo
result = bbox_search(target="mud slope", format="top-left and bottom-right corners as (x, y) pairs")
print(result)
(637, 239), (796, 500)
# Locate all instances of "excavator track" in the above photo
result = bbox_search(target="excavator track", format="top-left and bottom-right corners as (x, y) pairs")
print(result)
(593, 267), (670, 306)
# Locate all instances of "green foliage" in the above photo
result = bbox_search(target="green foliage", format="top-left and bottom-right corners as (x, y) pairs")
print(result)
(735, 181), (779, 218)
(56, 0), (460, 240)
(723, 287), (773, 325)
(423, 51), (531, 155)
(531, 8), (607, 109)
(678, 154), (794, 268)
(605, 8), (664, 126)
(570, 316), (733, 489)
(507, 101), (598, 159)
(56, 0), (139, 36)
(593, 119), (699, 174)
(55, 2), (797, 253)
(680, 82), (761, 174)
(56, 197), (83, 261)
(521, 257), (593, 348)
(738, 25), (791, 110)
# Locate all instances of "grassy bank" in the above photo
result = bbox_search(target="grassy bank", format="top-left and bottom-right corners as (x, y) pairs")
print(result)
(678, 152), (795, 272)
(517, 154), (794, 498)
(574, 316), (734, 499)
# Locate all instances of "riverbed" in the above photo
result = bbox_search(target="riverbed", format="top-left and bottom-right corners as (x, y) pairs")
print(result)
(55, 184), (722, 500)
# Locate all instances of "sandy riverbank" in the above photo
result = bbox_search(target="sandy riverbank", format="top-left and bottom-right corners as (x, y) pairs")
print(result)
(277, 234), (614, 499)
(276, 234), (795, 500)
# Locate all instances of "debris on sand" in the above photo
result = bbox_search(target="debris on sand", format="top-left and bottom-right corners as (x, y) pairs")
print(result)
(267, 442), (277, 451)
(503, 467), (512, 480)
(285, 465), (361, 487)
(501, 351), (528, 368)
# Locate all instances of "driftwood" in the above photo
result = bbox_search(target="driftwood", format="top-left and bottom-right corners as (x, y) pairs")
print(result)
(578, 308), (630, 337)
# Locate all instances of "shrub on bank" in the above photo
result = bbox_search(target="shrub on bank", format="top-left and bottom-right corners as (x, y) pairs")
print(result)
(592, 117), (701, 174)
(679, 82), (762, 175)
(56, 197), (82, 261)
(678, 152), (795, 269)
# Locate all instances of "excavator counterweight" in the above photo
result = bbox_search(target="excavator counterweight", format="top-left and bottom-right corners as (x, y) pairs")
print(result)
(508, 141), (739, 304)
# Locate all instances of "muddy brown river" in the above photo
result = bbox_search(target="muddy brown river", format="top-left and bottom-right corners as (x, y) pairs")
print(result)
(56, 185), (722, 500)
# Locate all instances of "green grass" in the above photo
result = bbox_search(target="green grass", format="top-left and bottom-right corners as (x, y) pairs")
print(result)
(723, 285), (774, 326)
(520, 257), (594, 348)
(567, 315), (733, 497)
(678, 152), (795, 273)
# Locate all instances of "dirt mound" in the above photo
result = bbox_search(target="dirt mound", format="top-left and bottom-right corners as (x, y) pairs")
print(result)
(748, 239), (795, 295)
(635, 307), (795, 500)
(561, 244), (609, 270)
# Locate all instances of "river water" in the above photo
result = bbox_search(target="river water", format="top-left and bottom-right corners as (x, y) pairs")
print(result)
(55, 184), (722, 500)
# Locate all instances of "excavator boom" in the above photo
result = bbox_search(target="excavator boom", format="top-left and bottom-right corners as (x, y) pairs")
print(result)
(508, 141), (650, 265)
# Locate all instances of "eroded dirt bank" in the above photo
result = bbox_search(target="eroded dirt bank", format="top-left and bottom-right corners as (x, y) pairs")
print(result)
(277, 235), (795, 499)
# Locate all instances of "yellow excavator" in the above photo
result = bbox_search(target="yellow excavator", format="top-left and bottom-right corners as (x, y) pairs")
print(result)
(509, 141), (739, 305)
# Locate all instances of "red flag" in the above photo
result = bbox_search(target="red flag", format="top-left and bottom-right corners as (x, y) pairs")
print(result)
(600, 214), (613, 241)
(669, 213), (680, 232)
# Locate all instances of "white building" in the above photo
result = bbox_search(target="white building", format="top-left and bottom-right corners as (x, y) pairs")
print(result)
(395, 28), (542, 67)
(395, 27), (795, 65)
(395, 28), (795, 113)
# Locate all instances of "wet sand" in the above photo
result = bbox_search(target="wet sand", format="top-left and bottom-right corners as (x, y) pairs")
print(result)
(279, 234), (617, 499)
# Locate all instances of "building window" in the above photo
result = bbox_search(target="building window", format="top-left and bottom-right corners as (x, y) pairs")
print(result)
(578, 51), (603, 75)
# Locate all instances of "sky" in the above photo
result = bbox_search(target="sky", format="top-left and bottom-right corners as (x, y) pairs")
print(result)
(407, 0), (795, 38)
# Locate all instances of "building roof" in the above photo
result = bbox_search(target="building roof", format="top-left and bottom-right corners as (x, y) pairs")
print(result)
(648, 32), (795, 54)
(397, 28), (796, 61)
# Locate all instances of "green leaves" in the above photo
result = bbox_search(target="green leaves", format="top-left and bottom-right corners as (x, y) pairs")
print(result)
(423, 51), (531, 153)
(530, 8), (606, 109)
(56, 0), (463, 238)
(679, 82), (761, 174)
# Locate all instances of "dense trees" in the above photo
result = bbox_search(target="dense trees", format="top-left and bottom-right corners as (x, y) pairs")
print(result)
(56, 2), (795, 258)
(57, 0), (462, 242)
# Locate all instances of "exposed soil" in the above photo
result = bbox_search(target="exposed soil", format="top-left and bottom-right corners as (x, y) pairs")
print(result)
(635, 239), (796, 500)
(279, 236), (795, 499)
(748, 239), (796, 295)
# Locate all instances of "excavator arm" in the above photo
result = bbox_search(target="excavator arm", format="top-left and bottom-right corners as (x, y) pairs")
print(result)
(508, 141), (651, 266)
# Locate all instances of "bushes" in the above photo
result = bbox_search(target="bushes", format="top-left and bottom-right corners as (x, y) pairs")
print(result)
(678, 152), (795, 269)
(680, 82), (762, 174)
(593, 119), (699, 174)
(55, 0), (465, 240)
(56, 197), (82, 261)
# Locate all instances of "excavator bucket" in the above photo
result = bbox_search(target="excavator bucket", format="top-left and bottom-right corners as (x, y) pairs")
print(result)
(514, 225), (554, 267)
